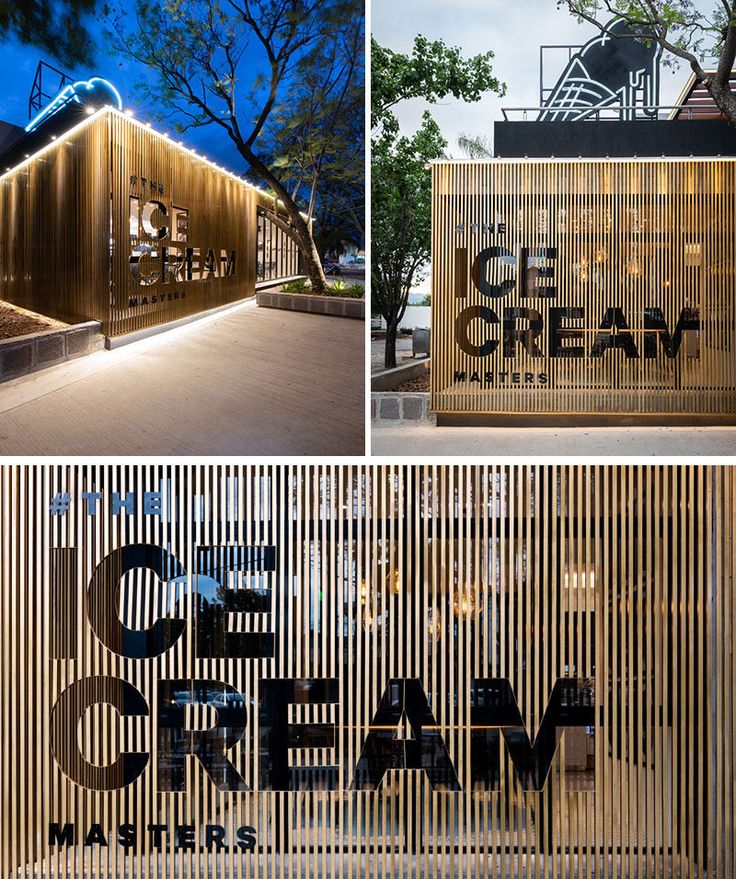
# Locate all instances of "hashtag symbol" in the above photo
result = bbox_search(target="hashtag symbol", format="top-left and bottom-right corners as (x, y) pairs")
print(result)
(49, 492), (71, 515)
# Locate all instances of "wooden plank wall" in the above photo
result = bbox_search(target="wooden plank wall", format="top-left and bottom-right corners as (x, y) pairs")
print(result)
(0, 109), (277, 337)
(109, 111), (261, 337)
(0, 465), (733, 877)
(431, 160), (736, 417)
(0, 115), (110, 326)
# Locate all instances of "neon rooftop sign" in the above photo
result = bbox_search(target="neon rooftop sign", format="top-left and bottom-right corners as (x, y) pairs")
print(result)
(25, 77), (123, 132)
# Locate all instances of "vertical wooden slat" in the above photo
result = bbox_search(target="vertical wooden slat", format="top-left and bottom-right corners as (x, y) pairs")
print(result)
(0, 108), (300, 338)
(431, 159), (736, 418)
(0, 466), (734, 876)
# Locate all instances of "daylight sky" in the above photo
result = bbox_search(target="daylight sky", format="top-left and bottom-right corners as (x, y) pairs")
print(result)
(372, 0), (720, 155)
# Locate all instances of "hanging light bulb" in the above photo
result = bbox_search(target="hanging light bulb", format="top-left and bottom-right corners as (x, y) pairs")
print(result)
(579, 256), (589, 282)
(427, 607), (441, 642)
(361, 604), (374, 630)
(453, 588), (481, 618)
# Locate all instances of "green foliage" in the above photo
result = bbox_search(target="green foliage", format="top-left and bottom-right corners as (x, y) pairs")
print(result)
(372, 35), (505, 136)
(457, 132), (494, 159)
(372, 111), (446, 366)
(281, 278), (311, 294)
(0, 0), (96, 66)
(326, 282), (363, 298)
(280, 278), (363, 298)
(371, 35), (505, 368)
(561, 1), (736, 75)
(259, 0), (365, 254)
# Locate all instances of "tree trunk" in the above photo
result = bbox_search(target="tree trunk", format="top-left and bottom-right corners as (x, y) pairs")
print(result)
(708, 17), (736, 124)
(708, 77), (736, 125)
(299, 226), (329, 294)
(242, 150), (329, 294)
(384, 319), (399, 369)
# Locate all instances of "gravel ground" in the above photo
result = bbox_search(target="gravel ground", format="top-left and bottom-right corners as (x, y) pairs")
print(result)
(0, 301), (66, 340)
(393, 370), (430, 392)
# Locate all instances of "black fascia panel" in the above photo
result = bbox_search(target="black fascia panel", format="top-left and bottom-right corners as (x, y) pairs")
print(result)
(493, 119), (736, 158)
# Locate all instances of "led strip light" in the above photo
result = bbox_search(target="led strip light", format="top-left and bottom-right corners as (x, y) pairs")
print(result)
(2, 104), (307, 218)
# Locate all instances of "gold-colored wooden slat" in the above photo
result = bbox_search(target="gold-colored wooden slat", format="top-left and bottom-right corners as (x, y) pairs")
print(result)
(0, 109), (299, 338)
(0, 466), (734, 876)
(431, 160), (736, 418)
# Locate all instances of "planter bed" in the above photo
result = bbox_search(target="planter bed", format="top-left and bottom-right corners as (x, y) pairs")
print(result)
(0, 320), (103, 382)
(257, 290), (364, 319)
(0, 300), (67, 340)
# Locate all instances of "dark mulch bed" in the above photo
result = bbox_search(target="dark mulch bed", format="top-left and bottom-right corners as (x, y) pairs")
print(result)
(0, 301), (67, 340)
(393, 369), (430, 392)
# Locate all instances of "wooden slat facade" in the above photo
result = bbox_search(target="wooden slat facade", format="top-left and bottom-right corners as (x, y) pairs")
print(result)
(1, 464), (734, 877)
(0, 113), (111, 326)
(431, 159), (736, 419)
(671, 72), (736, 120)
(0, 108), (284, 337)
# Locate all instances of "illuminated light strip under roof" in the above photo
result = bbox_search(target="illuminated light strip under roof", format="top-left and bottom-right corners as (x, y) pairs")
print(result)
(3, 105), (308, 218)
(429, 155), (736, 164)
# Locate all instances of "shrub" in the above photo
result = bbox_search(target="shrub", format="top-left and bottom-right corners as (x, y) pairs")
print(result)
(280, 278), (364, 298)
(281, 278), (311, 294)
(327, 282), (364, 299)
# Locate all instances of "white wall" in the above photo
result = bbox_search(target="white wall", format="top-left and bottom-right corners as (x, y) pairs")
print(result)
(398, 306), (431, 331)
(372, 306), (431, 332)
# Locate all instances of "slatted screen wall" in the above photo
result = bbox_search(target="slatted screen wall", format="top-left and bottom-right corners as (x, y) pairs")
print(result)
(431, 160), (736, 418)
(0, 115), (111, 326)
(1, 465), (734, 877)
(0, 108), (278, 337)
(108, 111), (261, 337)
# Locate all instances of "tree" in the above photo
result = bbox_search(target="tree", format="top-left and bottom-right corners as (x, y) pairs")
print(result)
(106, 0), (364, 294)
(371, 36), (505, 369)
(561, 1), (736, 122)
(373, 112), (445, 368)
(372, 35), (504, 135)
(257, 2), (364, 261)
(0, 0), (96, 67)
(456, 132), (494, 158)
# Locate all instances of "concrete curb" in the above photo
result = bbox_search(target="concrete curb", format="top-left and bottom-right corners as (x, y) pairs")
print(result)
(372, 392), (435, 424)
(257, 290), (364, 319)
(0, 321), (103, 383)
(372, 358), (429, 391)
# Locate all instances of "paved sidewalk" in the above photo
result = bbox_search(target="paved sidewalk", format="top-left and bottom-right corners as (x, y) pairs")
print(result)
(0, 302), (364, 455)
(371, 336), (413, 373)
(372, 424), (736, 457)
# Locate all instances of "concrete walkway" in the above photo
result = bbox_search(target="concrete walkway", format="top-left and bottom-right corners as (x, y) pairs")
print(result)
(372, 424), (736, 457)
(0, 302), (364, 455)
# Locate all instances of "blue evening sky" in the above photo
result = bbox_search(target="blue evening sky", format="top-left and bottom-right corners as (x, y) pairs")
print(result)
(0, 7), (266, 176)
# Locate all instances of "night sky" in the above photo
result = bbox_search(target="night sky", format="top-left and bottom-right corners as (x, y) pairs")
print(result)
(0, 7), (266, 177)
